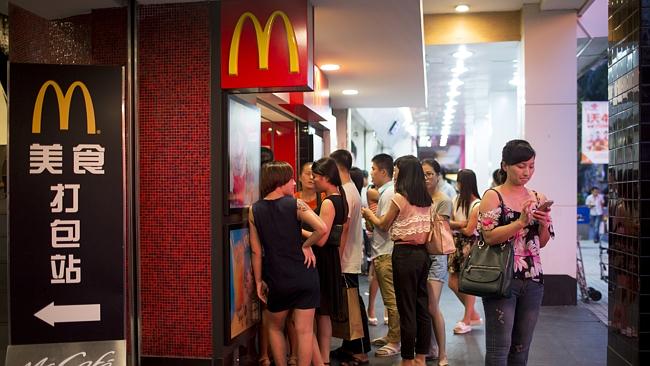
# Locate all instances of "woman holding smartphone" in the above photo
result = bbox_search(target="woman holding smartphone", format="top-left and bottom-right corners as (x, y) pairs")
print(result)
(478, 140), (554, 365)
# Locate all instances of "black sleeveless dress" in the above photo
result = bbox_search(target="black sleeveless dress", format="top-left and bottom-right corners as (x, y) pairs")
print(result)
(252, 196), (320, 312)
(313, 194), (345, 319)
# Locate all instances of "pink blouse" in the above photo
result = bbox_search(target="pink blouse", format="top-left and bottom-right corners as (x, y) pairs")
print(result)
(390, 193), (430, 245)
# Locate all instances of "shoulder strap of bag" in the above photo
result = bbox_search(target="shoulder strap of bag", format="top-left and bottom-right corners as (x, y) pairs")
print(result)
(486, 188), (507, 226)
(470, 200), (480, 211)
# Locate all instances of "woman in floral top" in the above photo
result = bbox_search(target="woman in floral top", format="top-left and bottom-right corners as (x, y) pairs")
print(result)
(478, 140), (554, 366)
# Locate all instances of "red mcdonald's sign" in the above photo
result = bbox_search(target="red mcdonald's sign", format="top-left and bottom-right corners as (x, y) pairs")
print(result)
(221, 0), (314, 92)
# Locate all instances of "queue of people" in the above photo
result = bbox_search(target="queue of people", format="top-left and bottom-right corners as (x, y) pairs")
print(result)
(249, 139), (554, 366)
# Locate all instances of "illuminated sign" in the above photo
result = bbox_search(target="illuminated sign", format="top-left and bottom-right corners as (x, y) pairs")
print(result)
(9, 63), (125, 346)
(229, 11), (299, 76)
(220, 0), (313, 91)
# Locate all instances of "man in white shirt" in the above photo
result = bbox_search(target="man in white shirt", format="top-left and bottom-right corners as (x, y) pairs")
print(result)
(586, 187), (604, 243)
(367, 153), (401, 357)
(330, 149), (370, 363)
(438, 166), (457, 200)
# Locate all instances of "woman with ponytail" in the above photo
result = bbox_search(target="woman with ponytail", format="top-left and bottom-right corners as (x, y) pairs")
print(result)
(362, 155), (434, 366)
(479, 140), (554, 365)
(309, 157), (349, 364)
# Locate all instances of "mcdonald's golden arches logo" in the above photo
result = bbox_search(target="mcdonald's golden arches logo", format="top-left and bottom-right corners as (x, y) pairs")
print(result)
(228, 10), (300, 76)
(32, 80), (97, 134)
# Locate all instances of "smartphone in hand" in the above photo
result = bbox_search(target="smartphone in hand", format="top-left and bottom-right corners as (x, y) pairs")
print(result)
(536, 200), (554, 212)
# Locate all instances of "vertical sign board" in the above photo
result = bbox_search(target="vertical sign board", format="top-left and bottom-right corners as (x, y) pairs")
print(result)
(7, 64), (125, 359)
(220, 0), (314, 92)
(581, 101), (609, 164)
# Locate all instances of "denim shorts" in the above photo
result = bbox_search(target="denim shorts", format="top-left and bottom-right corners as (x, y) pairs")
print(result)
(428, 254), (448, 282)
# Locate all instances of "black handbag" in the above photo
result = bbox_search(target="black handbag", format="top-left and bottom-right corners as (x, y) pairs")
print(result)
(325, 224), (344, 247)
(459, 189), (514, 298)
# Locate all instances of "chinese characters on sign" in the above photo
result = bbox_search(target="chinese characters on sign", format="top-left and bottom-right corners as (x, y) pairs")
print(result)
(33, 145), (104, 285)
(9, 64), (125, 345)
(581, 101), (609, 164)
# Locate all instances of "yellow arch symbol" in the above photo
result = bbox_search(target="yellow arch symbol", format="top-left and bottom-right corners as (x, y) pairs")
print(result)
(32, 80), (97, 134)
(229, 11), (300, 76)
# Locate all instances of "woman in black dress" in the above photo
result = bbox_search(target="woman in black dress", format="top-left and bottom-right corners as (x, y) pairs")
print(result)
(250, 161), (327, 366)
(309, 157), (349, 364)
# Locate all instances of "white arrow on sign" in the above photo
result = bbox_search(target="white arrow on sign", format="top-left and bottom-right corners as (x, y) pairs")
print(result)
(34, 302), (101, 326)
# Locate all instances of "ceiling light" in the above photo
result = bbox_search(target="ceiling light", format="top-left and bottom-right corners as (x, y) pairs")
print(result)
(320, 64), (340, 71)
(442, 119), (453, 126)
(445, 100), (458, 108)
(449, 79), (464, 87)
(453, 47), (473, 59)
(451, 66), (468, 74)
(342, 89), (359, 95)
(447, 90), (460, 98)
(455, 4), (470, 13)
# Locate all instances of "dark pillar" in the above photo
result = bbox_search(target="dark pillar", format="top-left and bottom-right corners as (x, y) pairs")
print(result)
(607, 1), (647, 364)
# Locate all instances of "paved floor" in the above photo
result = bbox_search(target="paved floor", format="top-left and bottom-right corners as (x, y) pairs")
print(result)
(577, 239), (609, 325)
(328, 256), (608, 366)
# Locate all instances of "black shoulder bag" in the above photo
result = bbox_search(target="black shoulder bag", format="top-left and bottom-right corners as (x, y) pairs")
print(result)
(459, 189), (514, 298)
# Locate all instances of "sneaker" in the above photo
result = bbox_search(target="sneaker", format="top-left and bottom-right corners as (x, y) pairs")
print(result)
(453, 321), (472, 334)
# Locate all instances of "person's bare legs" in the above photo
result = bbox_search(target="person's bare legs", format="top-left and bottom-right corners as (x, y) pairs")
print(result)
(317, 315), (332, 363)
(287, 316), (298, 364)
(259, 310), (271, 365)
(448, 273), (480, 324)
(427, 280), (447, 365)
(266, 309), (290, 366)
(367, 263), (379, 322)
(292, 308), (316, 366)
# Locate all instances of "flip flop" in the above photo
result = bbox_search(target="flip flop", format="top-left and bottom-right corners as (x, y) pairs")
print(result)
(375, 344), (400, 357)
(371, 337), (388, 346)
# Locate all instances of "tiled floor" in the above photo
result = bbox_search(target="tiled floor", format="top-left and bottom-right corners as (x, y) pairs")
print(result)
(328, 255), (608, 366)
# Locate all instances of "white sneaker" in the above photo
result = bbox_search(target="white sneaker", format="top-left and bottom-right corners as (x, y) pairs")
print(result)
(453, 321), (472, 334)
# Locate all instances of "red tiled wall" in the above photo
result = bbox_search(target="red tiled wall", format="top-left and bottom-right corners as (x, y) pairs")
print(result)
(92, 8), (128, 65)
(9, 5), (55, 63)
(9, 5), (125, 66)
(138, 3), (212, 358)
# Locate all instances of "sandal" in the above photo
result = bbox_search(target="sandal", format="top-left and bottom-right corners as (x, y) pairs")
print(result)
(287, 355), (297, 366)
(258, 357), (271, 366)
(371, 336), (388, 346)
(368, 317), (378, 326)
(375, 344), (400, 357)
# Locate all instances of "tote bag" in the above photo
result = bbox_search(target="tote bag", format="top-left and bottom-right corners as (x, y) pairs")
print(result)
(331, 277), (364, 340)
(425, 205), (455, 255)
(459, 189), (514, 298)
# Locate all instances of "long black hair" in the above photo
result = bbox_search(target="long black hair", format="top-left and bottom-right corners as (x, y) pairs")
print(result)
(395, 155), (431, 207)
(311, 157), (349, 221)
(456, 169), (481, 218)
